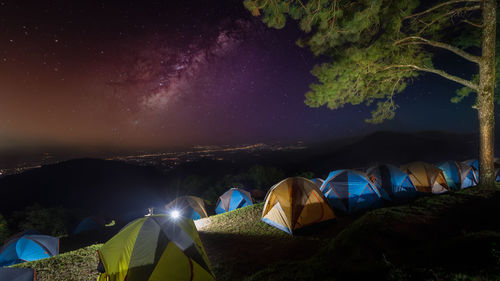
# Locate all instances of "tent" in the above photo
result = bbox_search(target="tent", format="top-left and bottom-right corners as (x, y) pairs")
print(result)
(97, 215), (214, 281)
(73, 217), (104, 235)
(0, 235), (59, 266)
(463, 159), (479, 170)
(320, 170), (383, 214)
(437, 161), (478, 190)
(0, 268), (37, 281)
(215, 188), (253, 214)
(462, 158), (500, 182)
(400, 162), (449, 193)
(311, 178), (324, 190)
(366, 164), (417, 200)
(261, 177), (335, 234)
(165, 196), (208, 220)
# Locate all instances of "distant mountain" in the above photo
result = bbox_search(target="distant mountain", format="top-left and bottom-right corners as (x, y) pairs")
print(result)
(0, 158), (168, 218)
(301, 131), (481, 177)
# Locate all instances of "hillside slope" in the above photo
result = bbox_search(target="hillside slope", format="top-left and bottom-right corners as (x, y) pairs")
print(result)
(11, 187), (500, 281)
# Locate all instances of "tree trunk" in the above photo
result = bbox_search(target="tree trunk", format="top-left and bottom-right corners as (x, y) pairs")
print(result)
(477, 0), (497, 188)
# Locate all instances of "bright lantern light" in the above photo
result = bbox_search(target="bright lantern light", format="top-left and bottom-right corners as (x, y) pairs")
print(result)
(170, 210), (181, 219)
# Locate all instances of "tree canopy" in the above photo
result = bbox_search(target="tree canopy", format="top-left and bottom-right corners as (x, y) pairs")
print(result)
(244, 0), (499, 123)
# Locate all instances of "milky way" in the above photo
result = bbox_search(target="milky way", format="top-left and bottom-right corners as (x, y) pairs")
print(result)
(110, 19), (252, 115)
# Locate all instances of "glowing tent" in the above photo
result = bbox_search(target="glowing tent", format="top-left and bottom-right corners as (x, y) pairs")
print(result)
(97, 215), (214, 281)
(320, 170), (383, 213)
(215, 188), (253, 214)
(165, 196), (208, 220)
(400, 162), (449, 193)
(366, 164), (417, 200)
(261, 177), (335, 234)
(437, 161), (478, 190)
(0, 235), (59, 266)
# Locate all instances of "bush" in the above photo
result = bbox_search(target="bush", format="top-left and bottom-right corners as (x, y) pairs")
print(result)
(9, 204), (70, 236)
(0, 213), (9, 244)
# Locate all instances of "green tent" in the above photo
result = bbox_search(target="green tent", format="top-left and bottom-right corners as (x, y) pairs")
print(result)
(97, 215), (214, 281)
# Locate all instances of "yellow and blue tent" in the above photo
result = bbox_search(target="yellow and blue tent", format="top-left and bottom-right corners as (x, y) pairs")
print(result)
(97, 215), (215, 281)
(400, 162), (449, 194)
(262, 177), (335, 234)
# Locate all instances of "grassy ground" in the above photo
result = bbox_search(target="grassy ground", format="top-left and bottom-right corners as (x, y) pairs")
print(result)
(12, 244), (102, 281)
(244, 187), (500, 281)
(197, 204), (326, 280)
(9, 187), (500, 281)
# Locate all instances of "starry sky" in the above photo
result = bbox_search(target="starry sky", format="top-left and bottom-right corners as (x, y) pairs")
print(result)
(0, 0), (490, 154)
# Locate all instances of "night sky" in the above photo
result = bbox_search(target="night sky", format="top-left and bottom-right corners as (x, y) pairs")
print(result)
(0, 0), (491, 153)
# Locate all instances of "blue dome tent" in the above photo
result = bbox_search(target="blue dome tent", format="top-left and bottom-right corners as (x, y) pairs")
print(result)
(215, 188), (253, 214)
(320, 169), (382, 214)
(0, 235), (59, 266)
(438, 161), (478, 190)
(366, 164), (417, 200)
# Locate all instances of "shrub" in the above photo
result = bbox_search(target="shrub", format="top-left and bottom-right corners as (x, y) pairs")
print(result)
(0, 213), (9, 244)
(9, 204), (70, 236)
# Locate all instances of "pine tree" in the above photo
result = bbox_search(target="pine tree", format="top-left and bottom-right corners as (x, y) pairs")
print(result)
(244, 0), (498, 187)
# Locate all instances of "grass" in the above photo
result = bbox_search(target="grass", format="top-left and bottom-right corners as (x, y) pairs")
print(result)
(244, 186), (500, 281)
(197, 203), (324, 280)
(12, 244), (102, 281)
(9, 186), (500, 281)
(196, 203), (288, 237)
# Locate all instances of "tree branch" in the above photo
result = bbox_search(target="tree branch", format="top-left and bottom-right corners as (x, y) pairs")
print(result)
(403, 0), (481, 20)
(385, 64), (479, 91)
(417, 6), (480, 34)
(394, 36), (480, 63)
(462, 19), (482, 28)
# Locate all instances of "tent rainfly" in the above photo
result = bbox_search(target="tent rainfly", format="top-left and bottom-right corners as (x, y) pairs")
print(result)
(321, 169), (383, 214)
(366, 164), (417, 200)
(400, 162), (449, 194)
(437, 161), (478, 190)
(0, 234), (59, 267)
(97, 215), (215, 281)
(262, 177), (335, 234)
(215, 188), (253, 214)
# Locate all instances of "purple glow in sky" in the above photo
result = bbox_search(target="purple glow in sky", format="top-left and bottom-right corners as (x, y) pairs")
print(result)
(0, 0), (488, 154)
